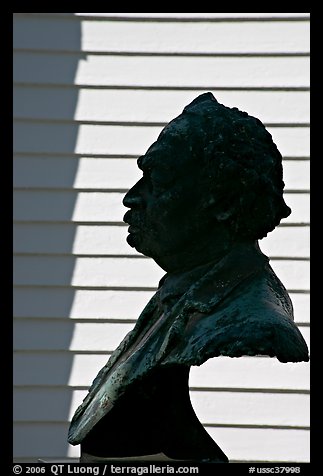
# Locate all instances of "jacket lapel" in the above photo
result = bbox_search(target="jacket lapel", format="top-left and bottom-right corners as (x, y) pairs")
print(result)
(68, 243), (268, 444)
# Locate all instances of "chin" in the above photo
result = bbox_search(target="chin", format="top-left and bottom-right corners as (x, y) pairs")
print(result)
(127, 233), (146, 254)
(126, 233), (137, 249)
(127, 233), (159, 260)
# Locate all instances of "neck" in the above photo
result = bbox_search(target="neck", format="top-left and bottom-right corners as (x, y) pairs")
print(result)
(154, 229), (249, 275)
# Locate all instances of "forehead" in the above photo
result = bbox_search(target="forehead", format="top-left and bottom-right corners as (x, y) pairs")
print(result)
(138, 115), (196, 172)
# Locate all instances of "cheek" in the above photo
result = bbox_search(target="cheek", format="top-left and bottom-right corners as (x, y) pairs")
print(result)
(154, 197), (200, 240)
(145, 182), (206, 234)
(154, 185), (195, 211)
(150, 193), (185, 226)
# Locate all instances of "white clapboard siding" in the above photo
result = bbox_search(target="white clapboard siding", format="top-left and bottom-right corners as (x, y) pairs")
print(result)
(13, 320), (310, 353)
(260, 227), (309, 257)
(13, 224), (309, 258)
(13, 256), (164, 288)
(269, 260), (310, 292)
(13, 191), (126, 222)
(13, 157), (142, 190)
(13, 53), (310, 88)
(20, 13), (310, 19)
(13, 321), (133, 352)
(283, 161), (310, 191)
(206, 427), (309, 463)
(14, 387), (309, 427)
(13, 88), (310, 124)
(13, 288), (309, 323)
(13, 12), (310, 464)
(13, 288), (155, 320)
(283, 194), (310, 224)
(73, 13), (310, 19)
(13, 190), (309, 224)
(190, 391), (309, 427)
(13, 422), (309, 462)
(13, 157), (309, 191)
(13, 353), (310, 390)
(189, 356), (310, 391)
(13, 121), (310, 157)
(13, 255), (309, 291)
(13, 17), (310, 54)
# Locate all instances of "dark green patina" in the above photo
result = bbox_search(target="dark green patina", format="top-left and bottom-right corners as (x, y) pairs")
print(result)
(68, 93), (309, 463)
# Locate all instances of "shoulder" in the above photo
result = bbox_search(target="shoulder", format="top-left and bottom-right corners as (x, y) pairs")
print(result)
(165, 265), (309, 365)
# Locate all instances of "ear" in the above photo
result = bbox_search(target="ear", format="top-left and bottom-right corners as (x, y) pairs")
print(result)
(214, 208), (235, 222)
(202, 196), (236, 222)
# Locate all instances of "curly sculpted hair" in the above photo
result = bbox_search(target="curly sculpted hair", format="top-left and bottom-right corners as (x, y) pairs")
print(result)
(180, 92), (291, 240)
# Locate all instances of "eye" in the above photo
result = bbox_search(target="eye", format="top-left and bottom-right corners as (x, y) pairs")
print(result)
(141, 170), (153, 192)
(151, 169), (174, 188)
(150, 177), (172, 195)
(142, 170), (165, 195)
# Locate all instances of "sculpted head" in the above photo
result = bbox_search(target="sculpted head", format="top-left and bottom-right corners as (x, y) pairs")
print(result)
(123, 92), (291, 272)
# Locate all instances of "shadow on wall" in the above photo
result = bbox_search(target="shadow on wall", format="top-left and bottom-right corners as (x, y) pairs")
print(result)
(13, 13), (83, 461)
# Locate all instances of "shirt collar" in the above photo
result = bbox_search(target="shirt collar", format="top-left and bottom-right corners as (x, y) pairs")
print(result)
(158, 242), (268, 313)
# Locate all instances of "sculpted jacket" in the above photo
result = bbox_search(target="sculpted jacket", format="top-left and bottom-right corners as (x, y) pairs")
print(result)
(68, 242), (309, 446)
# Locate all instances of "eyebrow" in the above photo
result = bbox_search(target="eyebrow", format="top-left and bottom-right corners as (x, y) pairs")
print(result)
(137, 154), (154, 173)
(137, 156), (144, 170)
(137, 155), (149, 171)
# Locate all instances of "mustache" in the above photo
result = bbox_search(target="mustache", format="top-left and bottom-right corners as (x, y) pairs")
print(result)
(123, 210), (131, 224)
(123, 210), (144, 227)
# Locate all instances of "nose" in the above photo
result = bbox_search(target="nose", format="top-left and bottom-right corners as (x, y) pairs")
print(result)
(123, 178), (145, 209)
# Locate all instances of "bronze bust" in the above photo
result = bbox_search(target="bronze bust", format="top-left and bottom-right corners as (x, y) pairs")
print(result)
(68, 93), (309, 463)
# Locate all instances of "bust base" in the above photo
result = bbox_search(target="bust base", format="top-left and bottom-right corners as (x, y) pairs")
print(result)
(80, 452), (194, 462)
(80, 451), (228, 463)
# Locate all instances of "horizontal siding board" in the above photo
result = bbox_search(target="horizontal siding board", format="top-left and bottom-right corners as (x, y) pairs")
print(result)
(13, 122), (310, 157)
(13, 122), (162, 156)
(13, 288), (155, 320)
(259, 226), (309, 258)
(13, 224), (309, 258)
(17, 13), (310, 19)
(13, 321), (132, 352)
(282, 160), (310, 191)
(13, 191), (309, 224)
(13, 191), (125, 222)
(13, 353), (310, 390)
(283, 193), (310, 224)
(13, 353), (83, 387)
(13, 18), (310, 53)
(13, 256), (164, 287)
(269, 260), (310, 291)
(224, 230), (308, 260)
(13, 288), (309, 323)
(189, 356), (310, 391)
(289, 293), (310, 323)
(269, 128), (309, 158)
(191, 391), (309, 427)
(13, 255), (309, 290)
(13, 157), (309, 191)
(13, 53), (310, 88)
(206, 427), (310, 462)
(13, 223), (139, 255)
(14, 387), (309, 427)
(90, 20), (310, 52)
(14, 388), (81, 421)
(13, 16), (82, 53)
(13, 320), (310, 352)
(13, 422), (77, 458)
(72, 13), (310, 19)
(13, 157), (142, 190)
(13, 422), (310, 461)
(13, 353), (76, 387)
(13, 88), (310, 124)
